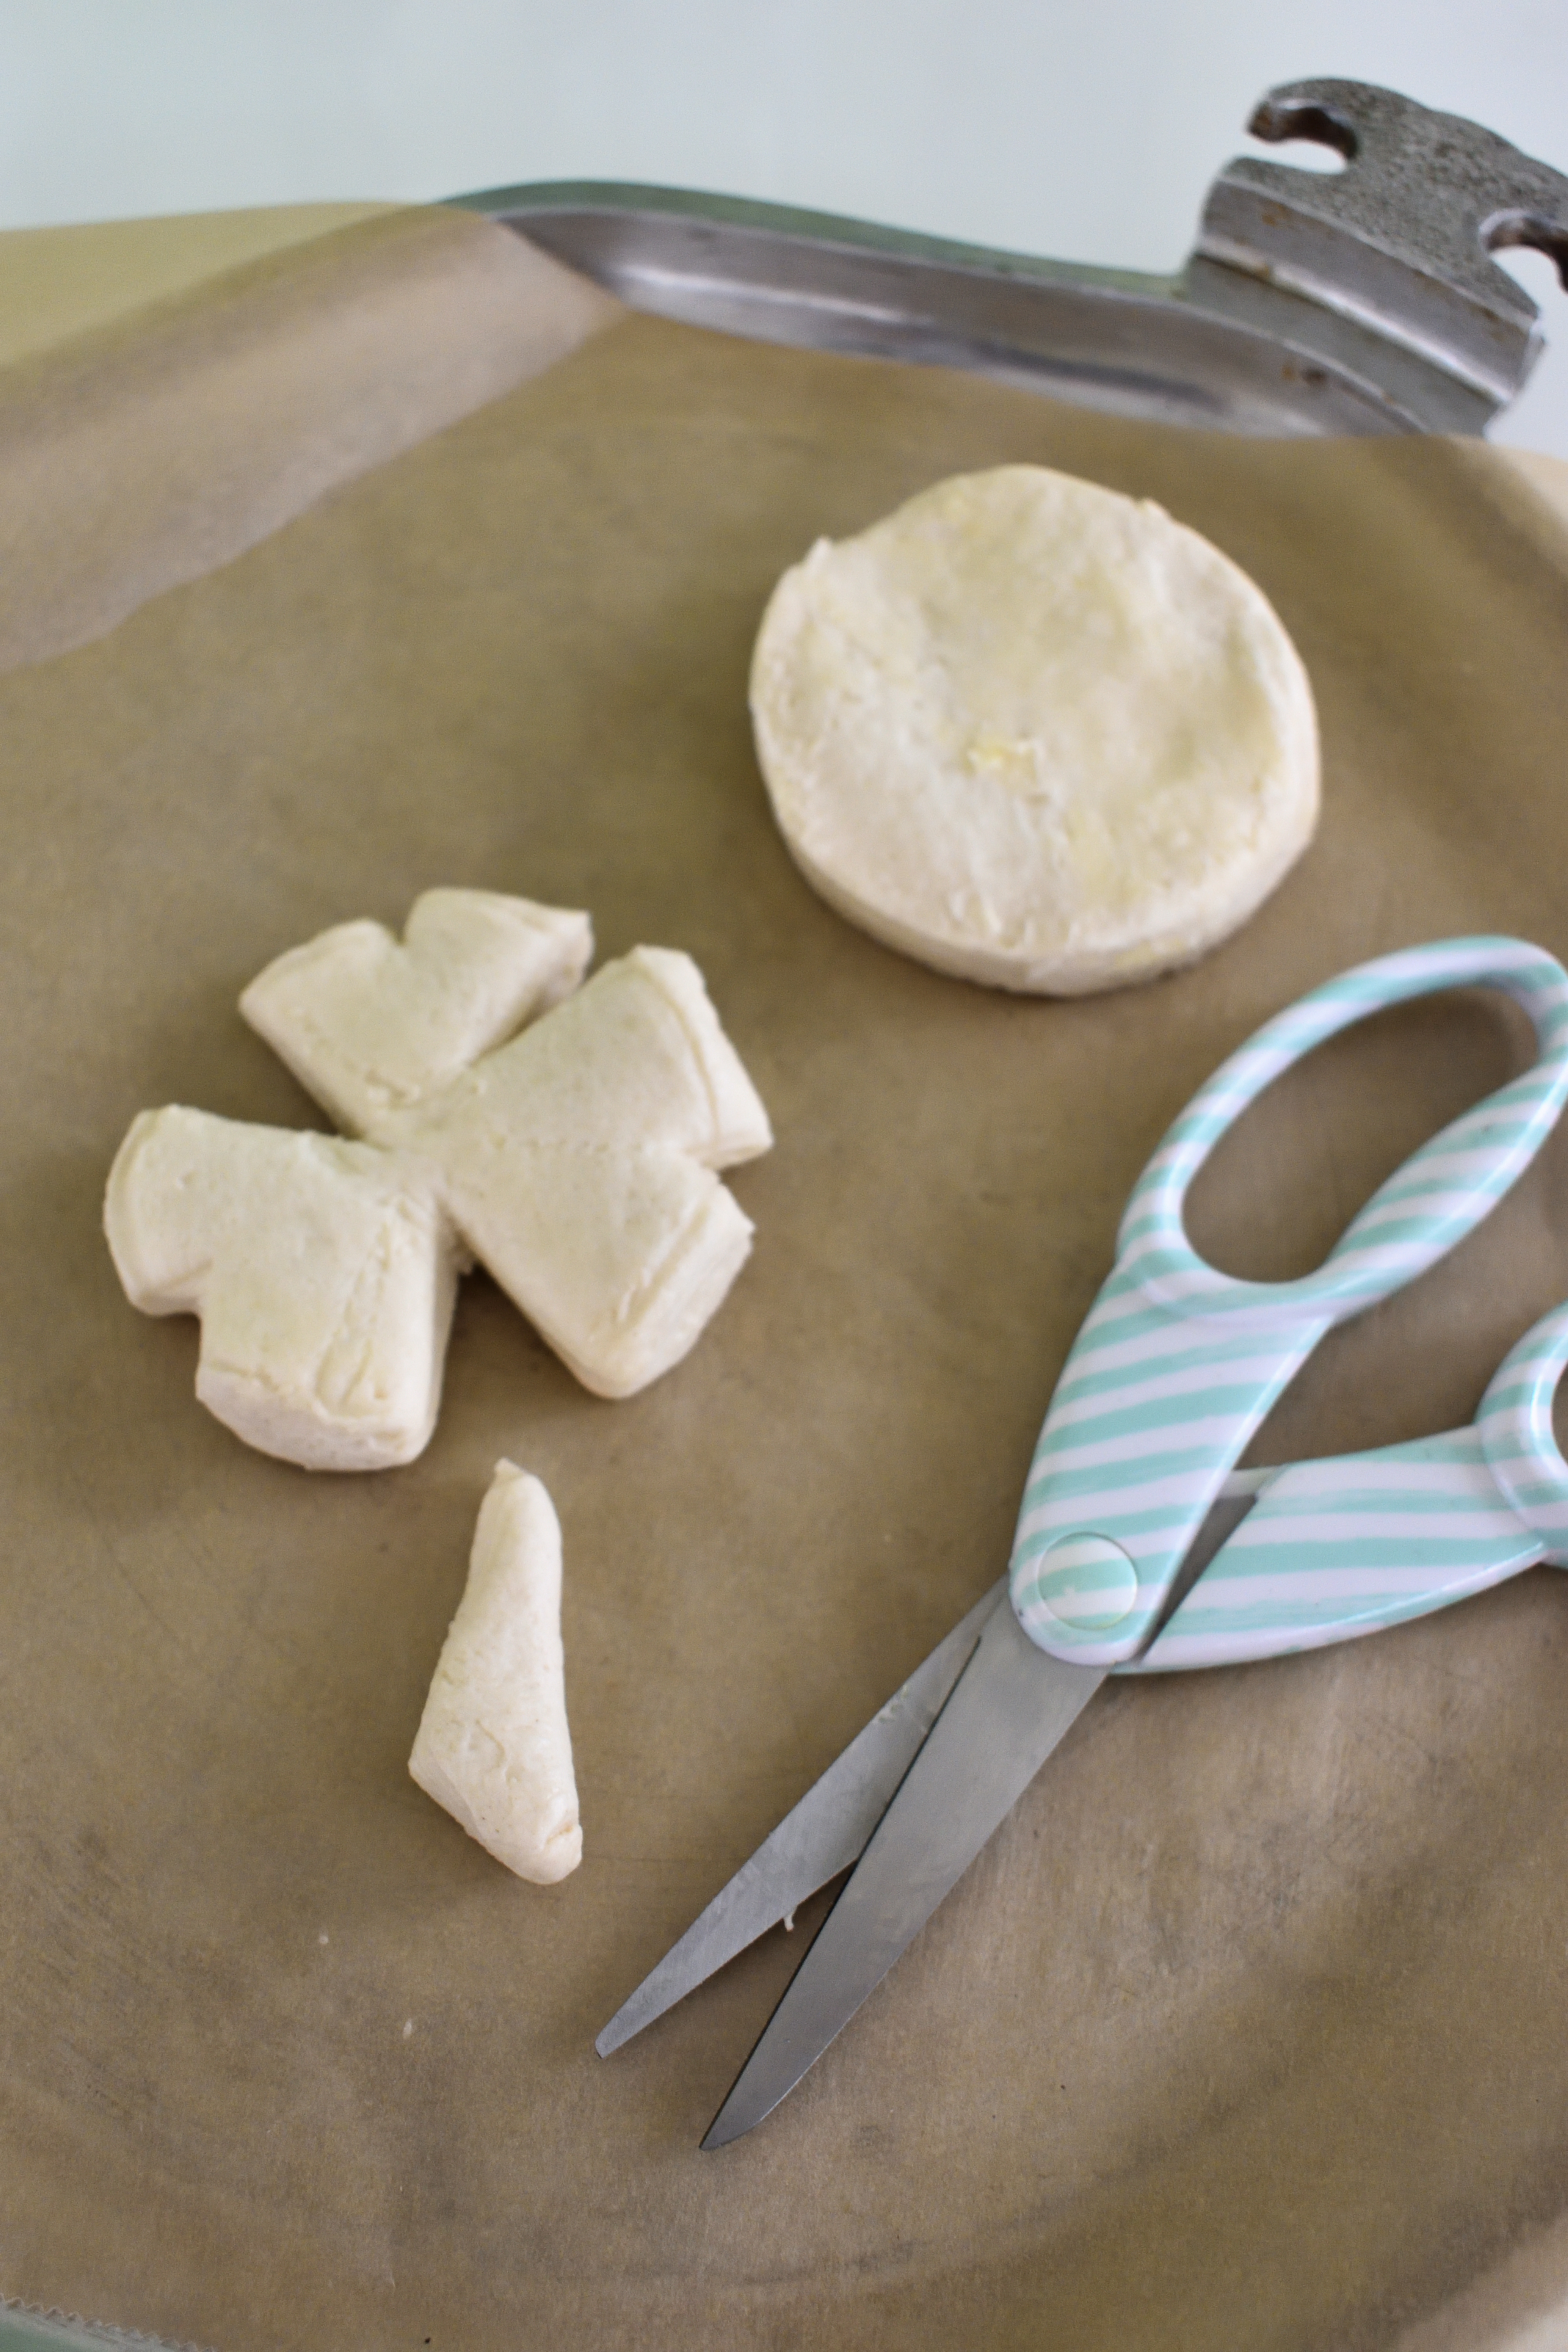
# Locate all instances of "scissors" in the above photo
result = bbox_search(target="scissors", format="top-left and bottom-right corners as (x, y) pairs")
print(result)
(598, 936), (1568, 2147)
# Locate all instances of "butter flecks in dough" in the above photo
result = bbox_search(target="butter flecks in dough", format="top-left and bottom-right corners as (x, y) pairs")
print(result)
(240, 887), (593, 1134)
(409, 1462), (581, 1886)
(750, 464), (1320, 995)
(105, 1107), (457, 1470)
(105, 891), (773, 1468)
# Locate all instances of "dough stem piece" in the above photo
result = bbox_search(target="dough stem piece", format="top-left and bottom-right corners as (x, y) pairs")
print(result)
(409, 1462), (582, 1886)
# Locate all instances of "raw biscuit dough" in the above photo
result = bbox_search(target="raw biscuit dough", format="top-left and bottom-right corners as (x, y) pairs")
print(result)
(103, 1109), (456, 1472)
(409, 1461), (581, 1885)
(750, 464), (1320, 994)
(105, 890), (773, 1470)
(238, 887), (593, 1132)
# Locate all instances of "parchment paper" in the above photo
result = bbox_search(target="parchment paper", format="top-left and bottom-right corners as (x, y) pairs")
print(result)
(0, 204), (620, 675)
(4, 214), (1568, 2352)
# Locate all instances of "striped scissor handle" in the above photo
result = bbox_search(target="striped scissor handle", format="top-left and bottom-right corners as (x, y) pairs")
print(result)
(1011, 939), (1568, 1668)
(1477, 1301), (1568, 1563)
(1122, 1301), (1568, 1673)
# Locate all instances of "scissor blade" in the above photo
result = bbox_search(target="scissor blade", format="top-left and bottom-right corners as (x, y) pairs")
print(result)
(596, 1579), (1005, 2056)
(702, 1592), (1105, 2149)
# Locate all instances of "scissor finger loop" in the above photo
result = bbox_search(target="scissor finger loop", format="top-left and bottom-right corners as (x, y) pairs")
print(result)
(1014, 938), (1568, 1668)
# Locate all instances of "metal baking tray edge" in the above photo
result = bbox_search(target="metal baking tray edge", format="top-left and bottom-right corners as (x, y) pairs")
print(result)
(455, 74), (1568, 440)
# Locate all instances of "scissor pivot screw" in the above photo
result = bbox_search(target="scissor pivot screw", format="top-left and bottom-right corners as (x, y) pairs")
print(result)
(1034, 1534), (1139, 1632)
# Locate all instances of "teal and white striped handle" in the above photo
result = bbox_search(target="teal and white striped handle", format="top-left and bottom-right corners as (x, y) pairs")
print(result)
(1010, 938), (1568, 1669)
(1129, 1303), (1568, 1670)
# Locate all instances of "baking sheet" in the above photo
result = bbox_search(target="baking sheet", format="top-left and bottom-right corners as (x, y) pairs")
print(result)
(5, 219), (1568, 2352)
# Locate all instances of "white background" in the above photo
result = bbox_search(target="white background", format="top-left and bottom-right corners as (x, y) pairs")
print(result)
(3, 0), (1566, 453)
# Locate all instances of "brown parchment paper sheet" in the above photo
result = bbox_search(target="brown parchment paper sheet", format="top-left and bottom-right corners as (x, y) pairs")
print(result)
(0, 204), (620, 677)
(5, 224), (1568, 2352)
(0, 203), (395, 370)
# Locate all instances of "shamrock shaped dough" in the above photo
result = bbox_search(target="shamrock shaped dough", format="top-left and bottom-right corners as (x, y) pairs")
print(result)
(105, 891), (773, 1470)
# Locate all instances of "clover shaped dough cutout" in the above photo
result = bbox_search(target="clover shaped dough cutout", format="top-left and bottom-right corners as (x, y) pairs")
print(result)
(105, 890), (773, 1470)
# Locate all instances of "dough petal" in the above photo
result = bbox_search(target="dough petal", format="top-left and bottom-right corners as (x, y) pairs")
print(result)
(104, 1105), (456, 1471)
(400, 946), (771, 1165)
(441, 1142), (754, 1400)
(390, 946), (769, 1397)
(241, 887), (593, 1132)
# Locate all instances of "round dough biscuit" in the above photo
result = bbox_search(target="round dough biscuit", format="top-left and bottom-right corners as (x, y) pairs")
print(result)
(749, 465), (1319, 994)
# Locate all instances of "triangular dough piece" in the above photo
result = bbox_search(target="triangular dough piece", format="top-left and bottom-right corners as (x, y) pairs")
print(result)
(105, 1106), (457, 1470)
(240, 887), (593, 1132)
(443, 1141), (753, 1399)
(392, 945), (773, 1165)
(409, 1461), (581, 1885)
